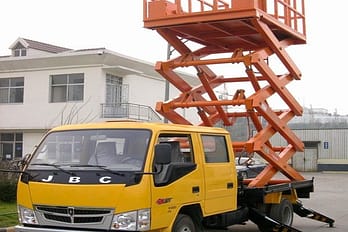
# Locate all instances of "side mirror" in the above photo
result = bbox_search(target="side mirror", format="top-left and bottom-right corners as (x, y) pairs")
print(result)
(154, 143), (171, 165)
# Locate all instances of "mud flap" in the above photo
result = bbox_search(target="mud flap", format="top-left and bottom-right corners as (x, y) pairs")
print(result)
(293, 200), (335, 228)
(248, 208), (301, 232)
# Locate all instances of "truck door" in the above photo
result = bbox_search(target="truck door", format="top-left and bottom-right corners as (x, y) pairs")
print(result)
(151, 133), (204, 230)
(201, 134), (238, 214)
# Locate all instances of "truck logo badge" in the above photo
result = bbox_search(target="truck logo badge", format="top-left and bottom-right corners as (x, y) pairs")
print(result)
(68, 207), (74, 217)
(156, 198), (172, 205)
(68, 207), (75, 222)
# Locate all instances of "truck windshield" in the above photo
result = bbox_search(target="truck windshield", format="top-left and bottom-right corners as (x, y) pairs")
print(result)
(28, 129), (151, 171)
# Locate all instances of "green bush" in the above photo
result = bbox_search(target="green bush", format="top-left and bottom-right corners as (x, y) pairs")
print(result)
(0, 182), (17, 202)
(0, 160), (20, 202)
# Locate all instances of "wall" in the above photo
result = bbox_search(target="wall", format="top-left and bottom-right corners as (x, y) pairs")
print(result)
(296, 129), (348, 171)
(23, 131), (46, 156)
(271, 128), (348, 171)
(0, 66), (104, 129)
(125, 74), (164, 108)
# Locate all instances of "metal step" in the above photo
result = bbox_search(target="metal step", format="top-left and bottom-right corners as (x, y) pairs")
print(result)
(293, 200), (335, 228)
(248, 207), (301, 232)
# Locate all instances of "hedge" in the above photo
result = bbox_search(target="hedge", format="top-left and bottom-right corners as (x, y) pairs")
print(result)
(0, 181), (17, 202)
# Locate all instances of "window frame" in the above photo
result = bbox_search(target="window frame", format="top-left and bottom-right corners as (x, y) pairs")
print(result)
(0, 132), (23, 160)
(50, 73), (84, 103)
(0, 77), (24, 104)
(13, 43), (27, 57)
(157, 133), (194, 163)
(14, 48), (27, 57)
(201, 134), (230, 163)
(106, 73), (128, 104)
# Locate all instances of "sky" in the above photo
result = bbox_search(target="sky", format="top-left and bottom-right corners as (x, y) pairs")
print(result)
(0, 0), (347, 115)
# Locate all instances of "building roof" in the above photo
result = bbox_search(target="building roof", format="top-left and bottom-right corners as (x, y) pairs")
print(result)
(1, 38), (199, 86)
(9, 37), (72, 53)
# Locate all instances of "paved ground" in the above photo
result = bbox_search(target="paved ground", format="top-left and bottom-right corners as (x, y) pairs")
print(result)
(208, 172), (348, 232)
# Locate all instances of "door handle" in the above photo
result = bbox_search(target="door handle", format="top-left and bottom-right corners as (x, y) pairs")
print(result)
(192, 186), (200, 193)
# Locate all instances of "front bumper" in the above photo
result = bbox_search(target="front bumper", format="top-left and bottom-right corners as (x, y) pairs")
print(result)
(15, 225), (92, 232)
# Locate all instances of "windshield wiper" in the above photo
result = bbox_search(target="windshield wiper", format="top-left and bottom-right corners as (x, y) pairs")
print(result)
(70, 164), (125, 176)
(30, 163), (75, 176)
(0, 168), (36, 179)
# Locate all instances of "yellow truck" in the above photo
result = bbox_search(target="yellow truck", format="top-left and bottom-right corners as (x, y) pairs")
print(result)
(14, 121), (333, 232)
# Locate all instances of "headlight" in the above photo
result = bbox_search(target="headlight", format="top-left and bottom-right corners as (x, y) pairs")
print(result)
(111, 209), (150, 231)
(18, 205), (38, 225)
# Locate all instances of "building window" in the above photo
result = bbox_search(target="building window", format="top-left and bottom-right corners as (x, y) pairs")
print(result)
(12, 43), (27, 56)
(106, 74), (128, 103)
(14, 48), (27, 57)
(0, 133), (23, 160)
(50, 73), (84, 102)
(0, 77), (24, 103)
(13, 43), (27, 57)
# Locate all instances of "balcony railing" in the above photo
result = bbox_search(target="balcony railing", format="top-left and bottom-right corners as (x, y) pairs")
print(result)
(101, 103), (162, 122)
(144, 0), (306, 36)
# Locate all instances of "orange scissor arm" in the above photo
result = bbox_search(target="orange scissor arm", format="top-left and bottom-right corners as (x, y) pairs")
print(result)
(144, 0), (306, 187)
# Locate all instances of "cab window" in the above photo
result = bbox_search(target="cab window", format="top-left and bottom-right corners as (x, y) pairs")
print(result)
(202, 135), (229, 163)
(157, 134), (194, 163)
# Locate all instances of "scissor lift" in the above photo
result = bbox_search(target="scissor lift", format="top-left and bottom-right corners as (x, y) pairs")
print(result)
(143, 0), (306, 188)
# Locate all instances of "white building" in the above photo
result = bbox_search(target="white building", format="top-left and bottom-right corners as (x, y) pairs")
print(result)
(271, 107), (348, 171)
(271, 128), (348, 172)
(0, 38), (199, 160)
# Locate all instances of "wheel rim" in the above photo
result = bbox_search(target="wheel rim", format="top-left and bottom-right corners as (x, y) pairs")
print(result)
(282, 205), (293, 225)
(180, 226), (193, 232)
(269, 199), (294, 226)
(173, 214), (196, 232)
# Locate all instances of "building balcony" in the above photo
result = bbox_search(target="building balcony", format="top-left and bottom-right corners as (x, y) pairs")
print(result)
(101, 103), (162, 122)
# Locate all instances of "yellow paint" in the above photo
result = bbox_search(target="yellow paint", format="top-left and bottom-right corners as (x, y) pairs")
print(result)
(264, 192), (282, 204)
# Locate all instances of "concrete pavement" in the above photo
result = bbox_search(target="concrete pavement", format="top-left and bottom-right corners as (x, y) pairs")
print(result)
(0, 227), (14, 232)
(209, 172), (348, 232)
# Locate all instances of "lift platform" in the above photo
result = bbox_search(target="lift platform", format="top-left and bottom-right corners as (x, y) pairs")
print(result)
(143, 0), (306, 188)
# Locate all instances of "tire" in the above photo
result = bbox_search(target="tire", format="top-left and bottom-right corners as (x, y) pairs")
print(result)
(172, 214), (196, 232)
(269, 198), (294, 226)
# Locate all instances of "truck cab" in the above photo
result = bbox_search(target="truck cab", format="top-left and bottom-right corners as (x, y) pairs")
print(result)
(15, 121), (240, 231)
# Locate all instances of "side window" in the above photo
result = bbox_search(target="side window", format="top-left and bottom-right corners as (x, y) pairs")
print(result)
(154, 133), (196, 186)
(202, 135), (229, 163)
(157, 134), (194, 163)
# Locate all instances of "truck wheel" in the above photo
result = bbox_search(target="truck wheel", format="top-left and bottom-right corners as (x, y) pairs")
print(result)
(172, 214), (196, 232)
(269, 198), (294, 226)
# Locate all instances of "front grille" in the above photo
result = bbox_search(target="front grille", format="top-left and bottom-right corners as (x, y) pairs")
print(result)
(74, 216), (103, 223)
(45, 214), (72, 223)
(35, 205), (113, 225)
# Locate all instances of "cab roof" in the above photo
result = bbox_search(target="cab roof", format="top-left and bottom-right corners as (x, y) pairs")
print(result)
(50, 121), (229, 135)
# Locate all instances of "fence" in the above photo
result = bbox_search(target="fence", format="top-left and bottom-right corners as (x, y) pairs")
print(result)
(101, 102), (162, 122)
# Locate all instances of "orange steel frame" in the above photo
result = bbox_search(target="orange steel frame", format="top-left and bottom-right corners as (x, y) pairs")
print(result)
(143, 0), (306, 187)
